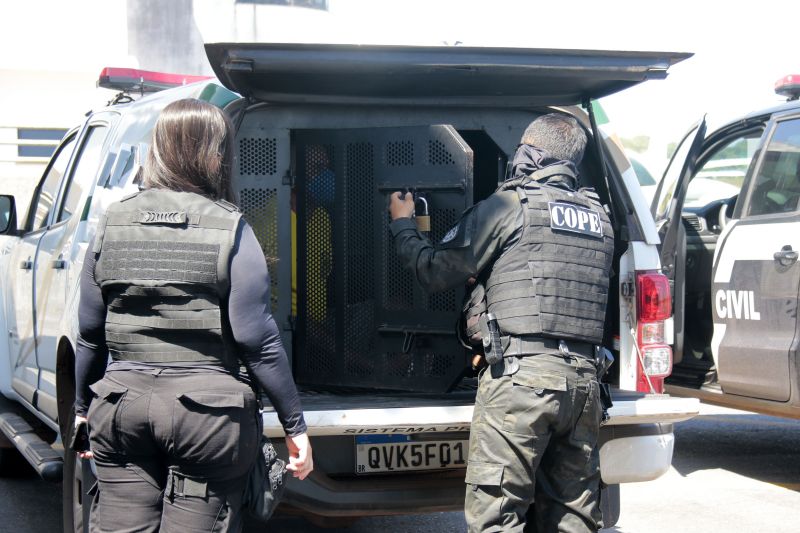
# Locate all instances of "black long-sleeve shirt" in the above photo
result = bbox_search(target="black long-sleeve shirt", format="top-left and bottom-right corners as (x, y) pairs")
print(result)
(390, 189), (523, 293)
(75, 222), (307, 437)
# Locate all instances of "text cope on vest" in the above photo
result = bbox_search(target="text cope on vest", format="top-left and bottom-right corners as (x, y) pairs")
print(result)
(548, 201), (604, 238)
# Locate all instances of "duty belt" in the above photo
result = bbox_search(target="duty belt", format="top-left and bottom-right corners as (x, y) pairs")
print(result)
(504, 336), (596, 359)
(489, 335), (596, 379)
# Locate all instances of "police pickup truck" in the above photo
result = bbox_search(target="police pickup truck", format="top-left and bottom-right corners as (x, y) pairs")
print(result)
(0, 45), (699, 531)
(657, 75), (800, 419)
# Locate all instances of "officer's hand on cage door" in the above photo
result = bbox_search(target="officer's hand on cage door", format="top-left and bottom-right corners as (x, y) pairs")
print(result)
(389, 192), (415, 221)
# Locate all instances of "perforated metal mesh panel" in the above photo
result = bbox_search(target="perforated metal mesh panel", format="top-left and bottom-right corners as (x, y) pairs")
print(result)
(385, 140), (414, 167)
(343, 142), (377, 378)
(428, 207), (458, 312)
(239, 188), (279, 312)
(424, 352), (450, 377)
(382, 225), (414, 311)
(295, 126), (473, 392)
(239, 137), (277, 176)
(232, 124), (291, 363)
(302, 144), (336, 378)
(386, 352), (414, 378)
(428, 139), (456, 165)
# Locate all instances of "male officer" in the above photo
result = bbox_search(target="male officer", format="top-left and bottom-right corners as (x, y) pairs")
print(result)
(388, 113), (614, 532)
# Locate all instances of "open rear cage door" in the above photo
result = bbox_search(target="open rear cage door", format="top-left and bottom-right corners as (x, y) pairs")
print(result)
(295, 126), (474, 392)
(233, 124), (293, 357)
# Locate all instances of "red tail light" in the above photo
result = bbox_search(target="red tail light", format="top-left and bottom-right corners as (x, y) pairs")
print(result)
(635, 271), (673, 393)
(637, 272), (671, 321)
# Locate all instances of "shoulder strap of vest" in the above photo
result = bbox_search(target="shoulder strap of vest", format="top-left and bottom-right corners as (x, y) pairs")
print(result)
(214, 198), (240, 213)
(118, 190), (143, 203)
(497, 175), (529, 192)
(95, 194), (135, 252)
(92, 213), (109, 253)
(578, 187), (601, 203)
(499, 175), (545, 193)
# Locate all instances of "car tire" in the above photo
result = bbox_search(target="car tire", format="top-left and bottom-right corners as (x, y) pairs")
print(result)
(61, 410), (94, 533)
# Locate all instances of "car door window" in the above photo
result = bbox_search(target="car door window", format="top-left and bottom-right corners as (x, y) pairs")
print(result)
(30, 135), (77, 230)
(746, 119), (800, 217)
(684, 133), (761, 208)
(58, 125), (108, 222)
(653, 120), (705, 221)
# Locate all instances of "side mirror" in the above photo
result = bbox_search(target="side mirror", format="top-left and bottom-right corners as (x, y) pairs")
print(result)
(0, 195), (17, 235)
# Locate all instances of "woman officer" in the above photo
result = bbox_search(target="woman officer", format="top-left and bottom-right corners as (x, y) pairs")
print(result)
(74, 98), (312, 532)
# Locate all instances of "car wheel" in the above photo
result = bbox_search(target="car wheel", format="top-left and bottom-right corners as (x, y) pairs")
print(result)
(61, 411), (94, 533)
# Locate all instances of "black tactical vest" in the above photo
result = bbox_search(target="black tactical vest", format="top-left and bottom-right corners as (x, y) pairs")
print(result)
(94, 189), (242, 368)
(484, 173), (614, 345)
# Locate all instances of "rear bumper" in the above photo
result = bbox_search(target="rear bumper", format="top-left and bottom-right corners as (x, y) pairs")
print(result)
(596, 394), (697, 484)
(264, 394), (698, 516)
(275, 423), (677, 517)
(599, 423), (674, 484)
(280, 464), (465, 517)
(604, 395), (699, 426)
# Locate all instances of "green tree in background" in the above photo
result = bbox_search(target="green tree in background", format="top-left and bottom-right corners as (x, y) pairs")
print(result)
(620, 135), (650, 154)
(666, 142), (678, 159)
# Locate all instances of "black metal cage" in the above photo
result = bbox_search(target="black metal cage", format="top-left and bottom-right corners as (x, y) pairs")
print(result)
(294, 126), (474, 392)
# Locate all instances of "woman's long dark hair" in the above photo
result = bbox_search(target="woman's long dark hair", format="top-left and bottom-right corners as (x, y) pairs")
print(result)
(142, 98), (236, 203)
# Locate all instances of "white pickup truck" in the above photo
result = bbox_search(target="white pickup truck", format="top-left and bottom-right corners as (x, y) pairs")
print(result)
(0, 44), (699, 531)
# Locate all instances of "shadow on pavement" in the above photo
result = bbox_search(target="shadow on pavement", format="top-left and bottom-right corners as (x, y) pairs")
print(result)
(669, 413), (800, 491)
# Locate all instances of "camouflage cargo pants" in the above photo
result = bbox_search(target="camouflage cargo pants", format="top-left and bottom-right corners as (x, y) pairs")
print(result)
(465, 352), (603, 533)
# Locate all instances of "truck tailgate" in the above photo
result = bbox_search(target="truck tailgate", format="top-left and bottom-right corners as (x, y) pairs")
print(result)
(261, 387), (700, 437)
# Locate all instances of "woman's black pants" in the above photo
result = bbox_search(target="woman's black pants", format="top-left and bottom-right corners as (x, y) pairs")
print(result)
(86, 368), (259, 533)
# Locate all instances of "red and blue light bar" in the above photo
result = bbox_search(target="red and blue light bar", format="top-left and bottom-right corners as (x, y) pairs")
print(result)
(775, 74), (800, 101)
(97, 67), (212, 93)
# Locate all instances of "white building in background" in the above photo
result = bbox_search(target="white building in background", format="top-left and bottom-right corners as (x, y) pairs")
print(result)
(0, 0), (338, 202)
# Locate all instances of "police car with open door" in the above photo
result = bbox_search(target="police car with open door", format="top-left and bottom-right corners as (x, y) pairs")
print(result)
(0, 46), (701, 531)
(658, 75), (800, 418)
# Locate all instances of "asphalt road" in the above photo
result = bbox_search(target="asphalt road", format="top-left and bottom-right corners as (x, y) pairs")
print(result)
(2, 405), (799, 532)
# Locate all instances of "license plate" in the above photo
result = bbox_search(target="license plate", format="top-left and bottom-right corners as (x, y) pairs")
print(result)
(355, 435), (468, 474)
